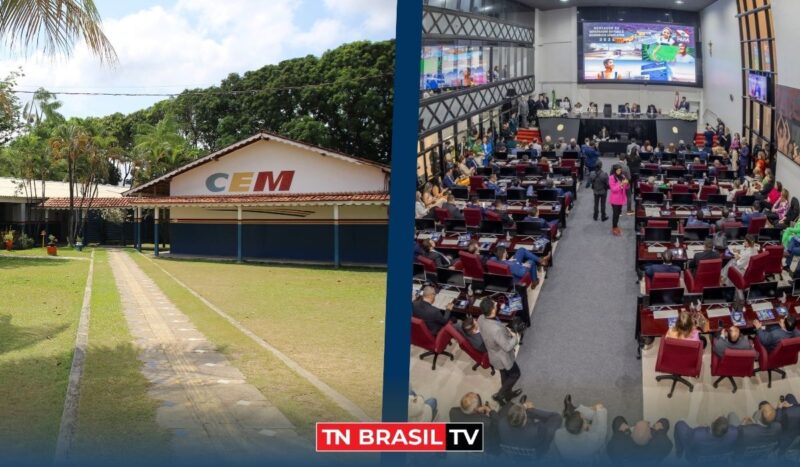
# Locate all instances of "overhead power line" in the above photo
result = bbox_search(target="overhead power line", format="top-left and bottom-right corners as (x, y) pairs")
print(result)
(9, 72), (394, 98)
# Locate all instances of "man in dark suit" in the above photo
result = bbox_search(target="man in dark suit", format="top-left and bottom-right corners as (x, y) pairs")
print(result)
(455, 316), (486, 352)
(754, 315), (800, 353)
(688, 238), (721, 273)
(441, 193), (463, 220)
(450, 392), (499, 453)
(607, 416), (673, 463)
(674, 416), (738, 461)
(680, 97), (690, 111)
(496, 398), (562, 458)
(777, 393), (800, 451)
(730, 404), (781, 456)
(412, 285), (452, 336)
(646, 104), (658, 115)
(713, 326), (753, 358)
(643, 249), (682, 279)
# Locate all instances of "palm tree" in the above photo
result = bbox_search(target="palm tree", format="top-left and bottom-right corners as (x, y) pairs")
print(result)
(50, 122), (91, 244)
(132, 117), (189, 184)
(0, 0), (117, 64)
(23, 88), (64, 126)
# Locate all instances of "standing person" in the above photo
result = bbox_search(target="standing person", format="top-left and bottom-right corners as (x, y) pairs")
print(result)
(626, 147), (642, 214)
(609, 164), (629, 236)
(617, 154), (633, 214)
(588, 161), (609, 222)
(478, 299), (522, 406)
(739, 138), (750, 179)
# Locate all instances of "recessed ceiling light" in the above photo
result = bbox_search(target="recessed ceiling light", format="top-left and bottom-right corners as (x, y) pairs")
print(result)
(675, 0), (684, 3)
(560, 0), (569, 3)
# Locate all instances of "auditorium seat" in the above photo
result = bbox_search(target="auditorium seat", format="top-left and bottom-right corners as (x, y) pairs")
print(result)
(411, 317), (454, 370)
(469, 176), (485, 192)
(458, 250), (485, 282)
(727, 251), (768, 291)
(710, 343), (758, 393)
(754, 336), (800, 388)
(434, 207), (450, 224)
(699, 185), (719, 201)
(486, 260), (532, 287)
(463, 207), (482, 228)
(416, 255), (437, 273)
(441, 322), (494, 375)
(655, 337), (703, 398)
(684, 259), (723, 293)
(671, 184), (690, 194)
(747, 216), (767, 236)
(645, 272), (681, 293)
(639, 182), (655, 193)
(763, 245), (785, 280)
(647, 220), (669, 229)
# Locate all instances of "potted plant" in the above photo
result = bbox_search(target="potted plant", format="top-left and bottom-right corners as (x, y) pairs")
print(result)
(3, 230), (13, 251)
(75, 236), (84, 252)
(47, 234), (58, 256)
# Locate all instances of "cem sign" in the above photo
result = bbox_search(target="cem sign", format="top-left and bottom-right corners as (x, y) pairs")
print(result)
(205, 170), (295, 193)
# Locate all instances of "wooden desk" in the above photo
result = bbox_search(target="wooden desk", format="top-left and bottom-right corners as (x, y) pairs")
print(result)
(418, 231), (552, 259)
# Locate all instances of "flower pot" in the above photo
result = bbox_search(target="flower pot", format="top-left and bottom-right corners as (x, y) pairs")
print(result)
(4, 240), (12, 251)
(47, 245), (57, 256)
(75, 244), (83, 252)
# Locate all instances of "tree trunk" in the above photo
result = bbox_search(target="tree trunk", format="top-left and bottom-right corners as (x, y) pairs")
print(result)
(67, 159), (74, 245)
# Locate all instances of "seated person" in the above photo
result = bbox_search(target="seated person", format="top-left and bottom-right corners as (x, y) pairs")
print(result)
(492, 245), (549, 286)
(687, 238), (721, 273)
(607, 416), (673, 463)
(497, 397), (562, 458)
(523, 206), (559, 229)
(753, 315), (800, 353)
(728, 403), (782, 452)
(450, 392), (499, 453)
(415, 191), (430, 219)
(554, 395), (608, 463)
(722, 234), (759, 281)
(742, 200), (767, 227)
(455, 316), (486, 352)
(485, 174), (502, 194)
(489, 199), (514, 227)
(465, 193), (486, 215)
(441, 193), (464, 220)
(713, 325), (753, 358)
(643, 249), (681, 279)
(408, 390), (437, 422)
(443, 166), (457, 189)
(465, 241), (490, 267)
(686, 210), (711, 228)
(412, 285), (452, 336)
(666, 310), (708, 342)
(505, 178), (527, 200)
(777, 393), (800, 450)
(674, 416), (738, 461)
(421, 239), (451, 268)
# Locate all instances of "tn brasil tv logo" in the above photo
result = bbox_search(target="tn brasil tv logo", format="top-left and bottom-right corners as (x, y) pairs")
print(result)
(205, 170), (295, 193)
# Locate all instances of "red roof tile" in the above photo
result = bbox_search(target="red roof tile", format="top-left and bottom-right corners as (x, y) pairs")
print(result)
(42, 197), (133, 209)
(128, 192), (390, 206)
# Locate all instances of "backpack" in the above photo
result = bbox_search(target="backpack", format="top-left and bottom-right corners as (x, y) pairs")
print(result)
(713, 231), (728, 250)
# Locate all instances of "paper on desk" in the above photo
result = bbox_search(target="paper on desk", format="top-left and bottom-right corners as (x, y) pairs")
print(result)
(654, 309), (679, 320)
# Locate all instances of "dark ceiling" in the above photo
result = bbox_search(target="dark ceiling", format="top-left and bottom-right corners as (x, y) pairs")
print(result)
(516, 0), (718, 12)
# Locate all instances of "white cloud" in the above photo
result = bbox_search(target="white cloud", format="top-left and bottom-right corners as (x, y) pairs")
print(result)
(0, 0), (397, 118)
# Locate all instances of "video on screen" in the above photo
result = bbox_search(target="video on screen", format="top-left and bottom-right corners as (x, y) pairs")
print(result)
(582, 22), (697, 84)
(748, 72), (769, 103)
(420, 45), (487, 90)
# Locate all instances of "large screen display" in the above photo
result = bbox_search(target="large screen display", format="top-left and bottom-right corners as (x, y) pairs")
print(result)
(420, 46), (487, 91)
(581, 22), (697, 85)
(748, 72), (769, 103)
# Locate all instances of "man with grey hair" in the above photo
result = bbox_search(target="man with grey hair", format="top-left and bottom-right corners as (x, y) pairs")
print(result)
(607, 416), (672, 462)
(412, 285), (452, 336)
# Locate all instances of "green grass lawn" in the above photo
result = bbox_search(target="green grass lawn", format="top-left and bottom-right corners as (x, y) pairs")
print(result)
(0, 246), (94, 258)
(0, 255), (87, 463)
(72, 249), (171, 463)
(130, 251), (386, 437)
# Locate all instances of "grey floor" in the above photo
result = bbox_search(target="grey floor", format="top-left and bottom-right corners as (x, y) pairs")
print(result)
(516, 157), (643, 424)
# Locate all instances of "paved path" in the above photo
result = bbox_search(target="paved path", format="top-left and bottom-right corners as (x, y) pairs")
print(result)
(107, 250), (309, 464)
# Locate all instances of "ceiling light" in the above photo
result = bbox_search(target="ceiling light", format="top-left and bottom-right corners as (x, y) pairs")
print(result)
(675, 0), (684, 3)
(560, 0), (569, 3)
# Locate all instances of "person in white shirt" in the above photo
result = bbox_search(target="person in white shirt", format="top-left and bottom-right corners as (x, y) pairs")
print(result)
(674, 42), (695, 64)
(555, 395), (608, 463)
(723, 234), (760, 283)
(627, 138), (640, 155)
(415, 191), (429, 219)
(656, 26), (676, 45)
(531, 138), (542, 155)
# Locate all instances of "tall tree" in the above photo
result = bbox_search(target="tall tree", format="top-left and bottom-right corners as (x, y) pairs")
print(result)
(49, 122), (90, 244)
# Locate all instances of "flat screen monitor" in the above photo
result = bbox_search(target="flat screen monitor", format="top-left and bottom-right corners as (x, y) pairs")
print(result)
(666, 168), (687, 179)
(707, 154), (725, 165)
(690, 169), (706, 180)
(516, 220), (546, 236)
(702, 286), (736, 304)
(706, 194), (727, 206)
(748, 71), (770, 104)
(419, 45), (487, 90)
(723, 226), (748, 241)
(524, 165), (540, 176)
(747, 281), (779, 301)
(476, 167), (493, 177)
(499, 166), (516, 177)
(580, 22), (698, 86)
(483, 273), (515, 293)
(641, 192), (665, 205)
(640, 167), (658, 178)
(536, 189), (559, 202)
(556, 167), (573, 177)
(737, 195), (756, 207)
(451, 186), (469, 201)
(649, 287), (685, 307)
(541, 150), (556, 159)
(436, 267), (466, 289)
(662, 153), (678, 164)
(716, 170), (734, 181)
(683, 227), (711, 241)
(644, 227), (671, 242)
(444, 219), (467, 232)
(506, 188), (525, 201)
(494, 151), (509, 161)
(413, 262), (425, 281)
(640, 152), (653, 161)
(477, 188), (496, 201)
(792, 278), (800, 297)
(671, 193), (695, 206)
(759, 227), (782, 241)
(562, 151), (580, 160)
(479, 220), (504, 234)
(415, 218), (436, 231)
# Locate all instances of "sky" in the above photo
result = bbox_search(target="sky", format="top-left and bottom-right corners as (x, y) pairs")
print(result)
(0, 0), (397, 118)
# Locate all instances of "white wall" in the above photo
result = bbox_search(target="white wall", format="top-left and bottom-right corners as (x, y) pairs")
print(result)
(772, 0), (800, 197)
(700, 0), (742, 133)
(534, 7), (703, 124)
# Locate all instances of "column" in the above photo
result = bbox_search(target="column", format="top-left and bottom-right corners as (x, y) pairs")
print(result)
(333, 204), (340, 268)
(135, 206), (142, 252)
(237, 205), (243, 263)
(153, 208), (160, 257)
(43, 209), (49, 248)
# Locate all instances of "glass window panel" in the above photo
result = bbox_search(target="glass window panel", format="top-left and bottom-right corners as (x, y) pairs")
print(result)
(745, 101), (751, 130)
(753, 104), (762, 136)
(757, 11), (768, 37)
(748, 15), (757, 42)
(761, 41), (772, 72)
(740, 17), (749, 42)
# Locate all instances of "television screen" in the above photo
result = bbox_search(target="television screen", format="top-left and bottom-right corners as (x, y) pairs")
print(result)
(420, 46), (443, 90)
(420, 46), (487, 90)
(748, 72), (769, 104)
(581, 22), (697, 85)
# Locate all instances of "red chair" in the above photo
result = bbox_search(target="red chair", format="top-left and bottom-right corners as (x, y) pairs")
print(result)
(655, 337), (703, 398)
(732, 189), (748, 202)
(672, 184), (690, 193)
(416, 255), (437, 273)
(463, 207), (482, 228)
(747, 216), (767, 236)
(561, 159), (576, 168)
(458, 250), (485, 282)
(722, 221), (743, 230)
(434, 207), (450, 224)
(727, 251), (769, 290)
(645, 272), (681, 293)
(486, 260), (532, 287)
(754, 336), (800, 387)
(639, 182), (655, 193)
(411, 317), (454, 370)
(763, 245), (785, 279)
(710, 342), (758, 393)
(537, 162), (550, 173)
(485, 210), (501, 222)
(441, 322), (494, 375)
(647, 220), (669, 228)
(684, 258), (723, 293)
(699, 185), (719, 201)
(469, 176), (485, 192)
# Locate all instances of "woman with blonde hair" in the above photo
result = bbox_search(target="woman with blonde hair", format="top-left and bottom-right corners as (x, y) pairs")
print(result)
(666, 311), (708, 341)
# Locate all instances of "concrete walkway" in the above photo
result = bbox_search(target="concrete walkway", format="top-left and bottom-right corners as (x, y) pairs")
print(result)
(107, 250), (309, 464)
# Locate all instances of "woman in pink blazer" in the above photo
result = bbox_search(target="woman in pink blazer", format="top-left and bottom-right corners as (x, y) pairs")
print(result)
(608, 165), (628, 236)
